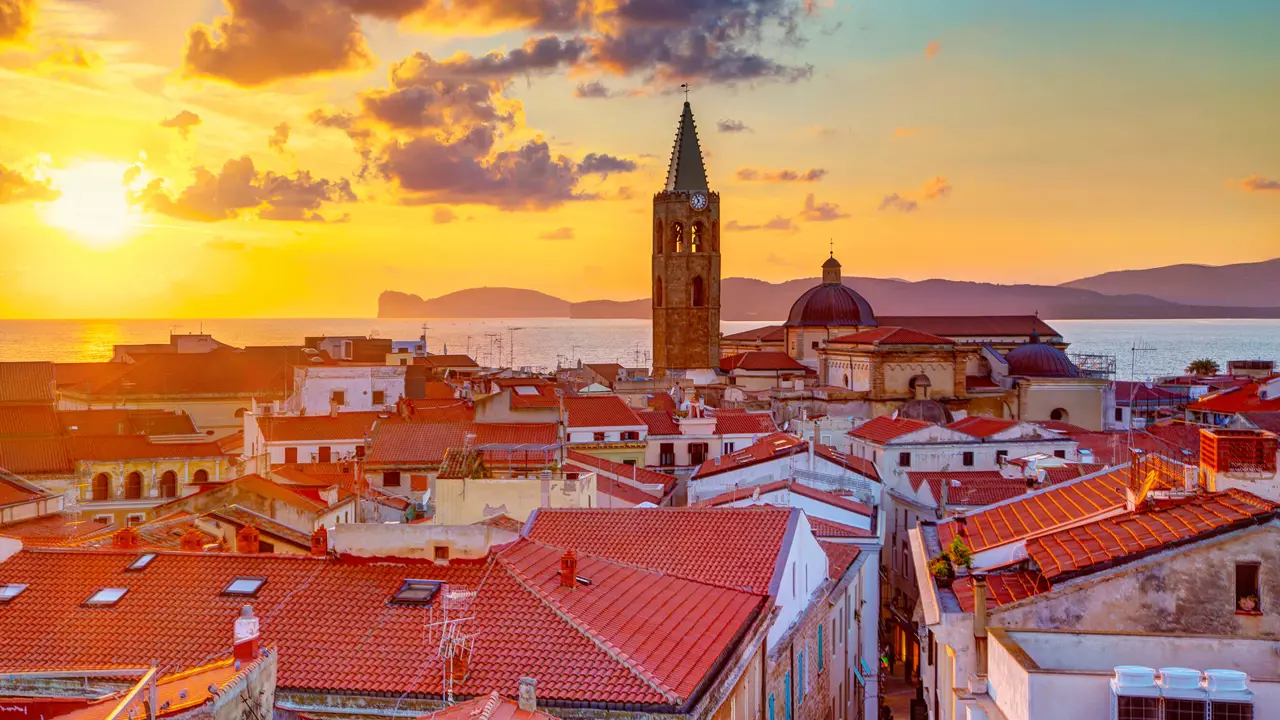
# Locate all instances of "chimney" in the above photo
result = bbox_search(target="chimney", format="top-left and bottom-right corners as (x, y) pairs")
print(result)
(329, 400), (339, 419)
(973, 572), (989, 676)
(1126, 448), (1145, 511)
(237, 524), (261, 554)
(560, 550), (578, 588)
(112, 526), (140, 550)
(518, 677), (537, 712)
(179, 527), (204, 552)
(233, 605), (260, 662)
(310, 525), (328, 557)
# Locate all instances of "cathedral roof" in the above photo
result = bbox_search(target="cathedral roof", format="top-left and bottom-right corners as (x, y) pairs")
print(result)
(822, 255), (841, 269)
(1005, 337), (1081, 378)
(785, 256), (877, 328)
(665, 102), (709, 192)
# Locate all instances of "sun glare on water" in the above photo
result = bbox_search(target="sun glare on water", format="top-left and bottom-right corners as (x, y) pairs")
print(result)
(42, 161), (141, 246)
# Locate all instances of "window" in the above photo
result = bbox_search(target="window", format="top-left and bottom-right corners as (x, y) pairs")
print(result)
(673, 222), (684, 252)
(127, 514), (144, 526)
(0, 583), (28, 603)
(811, 341), (819, 350)
(124, 472), (142, 500)
(355, 445), (365, 459)
(996, 449), (1009, 464)
(1050, 407), (1069, 422)
(962, 451), (974, 467)
(1236, 562), (1261, 613)
(691, 275), (705, 307)
(258, 541), (275, 554)
(159, 470), (177, 499)
(817, 625), (824, 671)
(622, 459), (636, 466)
(798, 652), (806, 699)
(1116, 407), (1125, 422)
(384, 470), (402, 487)
(1115, 695), (1159, 720)
(125, 553), (157, 571)
(783, 672), (792, 720)
(690, 442), (708, 466)
(193, 469), (209, 483)
(91, 473), (110, 501)
(691, 222), (704, 252)
(898, 452), (911, 468)
(222, 577), (266, 596)
(373, 390), (386, 405)
(331, 390), (346, 406)
(593, 432), (606, 442)
(621, 431), (640, 441)
(434, 546), (450, 562)
(318, 446), (332, 463)
(392, 579), (442, 605)
(659, 443), (675, 467)
(1054, 449), (1067, 459)
(1165, 700), (1207, 720)
(724, 441), (735, 453)
(768, 694), (775, 720)
(85, 588), (128, 606)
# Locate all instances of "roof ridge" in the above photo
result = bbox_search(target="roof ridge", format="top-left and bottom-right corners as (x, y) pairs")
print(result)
(498, 544), (682, 705)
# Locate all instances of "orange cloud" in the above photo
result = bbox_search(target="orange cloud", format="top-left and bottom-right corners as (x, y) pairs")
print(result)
(0, 161), (58, 204)
(538, 226), (574, 240)
(0, 0), (35, 44)
(925, 39), (941, 59)
(1239, 174), (1280, 193)
(922, 175), (952, 199)
(160, 110), (202, 139)
(736, 167), (827, 182)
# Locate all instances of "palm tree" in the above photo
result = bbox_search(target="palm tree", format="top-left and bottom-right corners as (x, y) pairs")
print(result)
(1185, 358), (1220, 376)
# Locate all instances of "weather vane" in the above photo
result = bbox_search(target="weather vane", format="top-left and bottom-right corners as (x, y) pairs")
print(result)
(681, 83), (690, 101)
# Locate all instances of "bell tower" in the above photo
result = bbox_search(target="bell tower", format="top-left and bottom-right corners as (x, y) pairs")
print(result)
(652, 101), (720, 377)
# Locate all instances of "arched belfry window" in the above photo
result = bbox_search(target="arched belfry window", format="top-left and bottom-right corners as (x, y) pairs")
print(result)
(653, 219), (663, 254)
(691, 222), (705, 252)
(692, 276), (705, 307)
(673, 222), (684, 253)
(654, 276), (664, 307)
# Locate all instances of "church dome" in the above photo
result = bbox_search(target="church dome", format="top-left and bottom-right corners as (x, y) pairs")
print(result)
(785, 255), (878, 328)
(1005, 338), (1080, 378)
(898, 399), (954, 424)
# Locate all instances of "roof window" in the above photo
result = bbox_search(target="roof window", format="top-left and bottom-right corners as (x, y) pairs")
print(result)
(0, 583), (28, 603)
(85, 588), (128, 606)
(125, 553), (157, 571)
(392, 579), (442, 605)
(222, 577), (267, 597)
(513, 386), (540, 396)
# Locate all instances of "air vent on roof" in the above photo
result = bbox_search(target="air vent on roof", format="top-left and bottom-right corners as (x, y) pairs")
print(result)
(392, 579), (442, 605)
(126, 553), (157, 571)
(222, 577), (266, 597)
(0, 583), (28, 603)
(85, 588), (128, 606)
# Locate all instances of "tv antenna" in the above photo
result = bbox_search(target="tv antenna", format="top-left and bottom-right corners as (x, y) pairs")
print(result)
(426, 586), (479, 707)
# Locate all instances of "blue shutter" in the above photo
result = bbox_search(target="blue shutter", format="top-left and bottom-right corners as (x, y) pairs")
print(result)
(768, 694), (775, 720)
(784, 673), (792, 720)
(798, 652), (805, 699)
(818, 625), (825, 671)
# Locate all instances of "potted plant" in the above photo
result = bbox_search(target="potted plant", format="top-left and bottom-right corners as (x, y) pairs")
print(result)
(929, 556), (955, 588)
(1239, 595), (1259, 613)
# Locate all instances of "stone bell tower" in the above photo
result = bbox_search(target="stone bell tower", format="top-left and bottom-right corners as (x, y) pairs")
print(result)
(651, 101), (720, 377)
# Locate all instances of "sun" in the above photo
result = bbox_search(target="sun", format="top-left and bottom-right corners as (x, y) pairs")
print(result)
(42, 161), (141, 246)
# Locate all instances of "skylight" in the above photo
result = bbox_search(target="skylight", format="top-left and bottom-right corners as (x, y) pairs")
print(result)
(513, 386), (541, 396)
(392, 579), (442, 605)
(0, 583), (28, 603)
(126, 553), (157, 571)
(85, 588), (128, 606)
(222, 577), (266, 596)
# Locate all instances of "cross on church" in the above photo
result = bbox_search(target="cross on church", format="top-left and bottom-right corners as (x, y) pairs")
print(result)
(681, 83), (690, 101)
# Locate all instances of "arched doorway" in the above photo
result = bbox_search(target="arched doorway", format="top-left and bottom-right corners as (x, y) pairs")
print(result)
(691, 276), (705, 307)
(193, 468), (209, 483)
(124, 472), (143, 500)
(91, 473), (110, 502)
(1050, 408), (1070, 422)
(159, 470), (178, 499)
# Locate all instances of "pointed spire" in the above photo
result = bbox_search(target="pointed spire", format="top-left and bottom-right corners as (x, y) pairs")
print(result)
(665, 101), (709, 192)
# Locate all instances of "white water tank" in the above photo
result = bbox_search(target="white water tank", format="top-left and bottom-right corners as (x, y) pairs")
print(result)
(1113, 666), (1157, 690)
(1204, 669), (1249, 694)
(1158, 668), (1202, 692)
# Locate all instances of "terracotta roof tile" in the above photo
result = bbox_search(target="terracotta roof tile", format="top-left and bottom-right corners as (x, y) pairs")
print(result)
(936, 470), (1130, 554)
(1242, 412), (1280, 434)
(405, 399), (475, 423)
(1042, 464), (1108, 486)
(876, 316), (1060, 339)
(946, 416), (1019, 439)
(584, 363), (624, 381)
(719, 352), (807, 372)
(691, 432), (806, 479)
(1113, 381), (1187, 406)
(809, 516), (874, 540)
(721, 325), (785, 344)
(0, 437), (74, 475)
(951, 572), (1051, 612)
(53, 362), (135, 391)
(526, 507), (793, 594)
(58, 409), (197, 437)
(366, 422), (557, 467)
(419, 355), (479, 369)
(0, 405), (59, 437)
(60, 351), (296, 398)
(848, 416), (932, 443)
(421, 381), (459, 400)
(0, 362), (56, 403)
(564, 396), (643, 429)
(908, 471), (1027, 506)
(1027, 490), (1280, 580)
(1033, 420), (1092, 435)
(68, 437), (227, 462)
(813, 445), (881, 482)
(828, 327), (954, 346)
(417, 692), (561, 720)
(715, 412), (777, 436)
(1069, 431), (1170, 465)
(566, 450), (676, 493)
(1188, 382), (1280, 414)
(0, 514), (113, 547)
(258, 411), (385, 443)
(507, 383), (560, 409)
(638, 411), (680, 436)
(694, 479), (874, 518)
(818, 541), (861, 581)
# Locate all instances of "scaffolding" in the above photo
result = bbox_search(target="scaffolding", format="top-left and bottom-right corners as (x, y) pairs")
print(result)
(1070, 353), (1116, 379)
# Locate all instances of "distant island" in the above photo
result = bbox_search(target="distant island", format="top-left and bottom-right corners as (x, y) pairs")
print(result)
(379, 257), (1280, 320)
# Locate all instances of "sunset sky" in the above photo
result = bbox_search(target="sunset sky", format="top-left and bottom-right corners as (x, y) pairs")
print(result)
(0, 0), (1277, 318)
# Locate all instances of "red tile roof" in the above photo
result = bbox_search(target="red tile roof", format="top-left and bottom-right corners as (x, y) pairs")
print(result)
(566, 450), (676, 494)
(259, 411), (385, 443)
(809, 516), (875, 539)
(691, 432), (806, 479)
(58, 409), (197, 437)
(1069, 431), (1169, 465)
(0, 474), (51, 507)
(1242, 412), (1280, 434)
(1143, 423), (1204, 463)
(0, 541), (764, 707)
(695, 479), (874, 517)
(419, 354), (480, 369)
(417, 693), (561, 720)
(714, 411), (778, 436)
(59, 351), (296, 398)
(638, 411), (680, 436)
(848, 416), (932, 444)
(0, 437), (74, 475)
(646, 393), (677, 413)
(951, 572), (1051, 612)
(507, 383), (560, 409)
(946, 416), (1019, 439)
(1027, 490), (1280, 581)
(719, 352), (807, 372)
(421, 381), (459, 400)
(876, 316), (1060, 339)
(526, 507), (794, 594)
(936, 470), (1130, 554)
(1113, 381), (1186, 406)
(366, 422), (558, 467)
(55, 655), (265, 720)
(1042, 464), (1108, 486)
(52, 362), (135, 391)
(1188, 382), (1280, 414)
(0, 362), (56, 403)
(584, 363), (624, 381)
(0, 405), (60, 437)
(68, 436), (227, 462)
(828, 327), (954, 346)
(564, 396), (644, 429)
(0, 514), (113, 547)
(721, 325), (785, 343)
(1033, 420), (1092, 435)
(405, 399), (476, 423)
(908, 471), (1027, 507)
(818, 541), (861, 581)
(813, 444), (881, 481)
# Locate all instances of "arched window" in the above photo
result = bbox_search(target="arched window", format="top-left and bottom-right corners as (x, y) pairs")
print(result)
(124, 472), (143, 500)
(91, 473), (110, 502)
(691, 222), (705, 252)
(159, 470), (178, 499)
(193, 468), (209, 483)
(843, 373), (850, 388)
(692, 276), (705, 307)
(1050, 408), (1070, 422)
(653, 219), (663, 254)
(673, 222), (684, 253)
(654, 276), (664, 307)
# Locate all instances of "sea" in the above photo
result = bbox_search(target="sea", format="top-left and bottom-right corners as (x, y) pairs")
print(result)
(0, 318), (1275, 381)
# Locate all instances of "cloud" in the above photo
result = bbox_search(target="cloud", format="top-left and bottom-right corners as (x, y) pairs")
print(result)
(802, 125), (836, 139)
(577, 153), (637, 177)
(727, 216), (795, 232)
(736, 167), (826, 182)
(0, 0), (34, 44)
(0, 162), (58, 204)
(41, 43), (104, 70)
(268, 122), (291, 153)
(341, 0), (593, 30)
(878, 193), (917, 213)
(717, 118), (751, 133)
(925, 39), (941, 59)
(359, 52), (520, 132)
(431, 206), (458, 223)
(160, 110), (202, 139)
(130, 156), (356, 223)
(574, 81), (613, 98)
(205, 237), (246, 251)
(921, 175), (951, 200)
(798, 193), (847, 222)
(893, 127), (918, 138)
(1239, 174), (1280, 193)
(182, 0), (375, 86)
(615, 186), (634, 200)
(538, 226), (574, 240)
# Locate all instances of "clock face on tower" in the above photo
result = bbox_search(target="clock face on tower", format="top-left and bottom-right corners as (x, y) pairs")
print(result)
(689, 192), (708, 210)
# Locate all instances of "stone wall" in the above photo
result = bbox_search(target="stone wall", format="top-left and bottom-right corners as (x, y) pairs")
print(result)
(652, 192), (721, 374)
